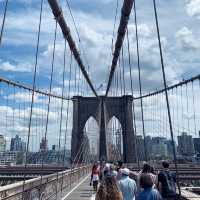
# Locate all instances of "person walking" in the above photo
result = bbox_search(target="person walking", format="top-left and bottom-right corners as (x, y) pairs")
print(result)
(95, 175), (123, 200)
(118, 168), (137, 200)
(158, 161), (177, 200)
(90, 163), (100, 192)
(137, 173), (163, 200)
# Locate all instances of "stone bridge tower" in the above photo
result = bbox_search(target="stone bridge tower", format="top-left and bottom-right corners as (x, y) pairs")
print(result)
(71, 95), (136, 163)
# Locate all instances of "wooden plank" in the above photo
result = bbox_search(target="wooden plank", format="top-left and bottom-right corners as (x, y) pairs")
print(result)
(62, 176), (94, 200)
(181, 189), (200, 200)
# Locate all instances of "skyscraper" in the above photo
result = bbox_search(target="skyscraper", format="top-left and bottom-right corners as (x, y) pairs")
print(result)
(178, 132), (195, 156)
(193, 131), (200, 154)
(0, 135), (6, 152)
(10, 135), (26, 152)
(40, 137), (48, 152)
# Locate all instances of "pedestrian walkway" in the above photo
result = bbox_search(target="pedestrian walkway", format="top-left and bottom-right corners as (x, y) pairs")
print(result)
(62, 175), (95, 200)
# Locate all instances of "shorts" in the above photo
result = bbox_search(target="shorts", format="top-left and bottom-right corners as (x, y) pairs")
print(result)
(93, 180), (98, 187)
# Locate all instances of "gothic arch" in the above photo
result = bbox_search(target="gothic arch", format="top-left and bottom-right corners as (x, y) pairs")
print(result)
(71, 95), (136, 163)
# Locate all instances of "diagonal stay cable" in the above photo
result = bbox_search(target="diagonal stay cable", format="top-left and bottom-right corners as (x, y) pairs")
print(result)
(127, 27), (140, 168)
(0, 0), (9, 45)
(48, 0), (98, 97)
(153, 0), (181, 196)
(133, 0), (148, 161)
(55, 40), (67, 200)
(105, 0), (134, 96)
(22, 0), (44, 197)
(40, 21), (58, 185)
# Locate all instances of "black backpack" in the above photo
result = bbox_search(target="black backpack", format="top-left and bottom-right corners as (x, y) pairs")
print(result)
(161, 171), (176, 198)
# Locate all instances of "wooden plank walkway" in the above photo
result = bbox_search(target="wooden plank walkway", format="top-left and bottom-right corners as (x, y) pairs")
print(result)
(62, 175), (95, 200)
(181, 188), (200, 200)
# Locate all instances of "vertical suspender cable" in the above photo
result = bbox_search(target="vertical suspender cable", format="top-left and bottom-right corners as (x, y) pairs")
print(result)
(22, 0), (44, 197)
(60, 51), (72, 198)
(55, 40), (67, 200)
(180, 86), (184, 133)
(192, 81), (197, 135)
(127, 28), (140, 168)
(121, 46), (126, 95)
(152, 0), (181, 196)
(40, 22), (58, 184)
(119, 56), (123, 96)
(176, 87), (180, 136)
(185, 84), (190, 132)
(63, 52), (72, 166)
(133, 0), (148, 161)
(0, 0), (9, 45)
(58, 41), (67, 164)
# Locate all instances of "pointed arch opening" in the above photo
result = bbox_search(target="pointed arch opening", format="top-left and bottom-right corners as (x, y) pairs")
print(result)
(106, 116), (123, 162)
(83, 116), (100, 163)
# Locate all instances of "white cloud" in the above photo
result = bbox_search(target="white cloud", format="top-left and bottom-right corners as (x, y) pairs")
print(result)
(0, 61), (33, 72)
(175, 26), (199, 51)
(186, 0), (200, 18)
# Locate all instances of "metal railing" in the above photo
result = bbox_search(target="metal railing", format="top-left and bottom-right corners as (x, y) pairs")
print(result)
(0, 165), (91, 200)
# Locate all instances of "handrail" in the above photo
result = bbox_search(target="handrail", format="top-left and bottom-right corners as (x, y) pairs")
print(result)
(0, 165), (91, 200)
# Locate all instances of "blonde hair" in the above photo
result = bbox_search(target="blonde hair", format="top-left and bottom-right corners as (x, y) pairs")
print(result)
(96, 177), (122, 200)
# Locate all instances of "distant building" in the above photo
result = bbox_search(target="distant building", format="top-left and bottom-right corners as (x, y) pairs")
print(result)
(0, 151), (17, 165)
(40, 137), (48, 152)
(151, 137), (168, 158)
(27, 150), (71, 167)
(178, 132), (195, 156)
(145, 136), (152, 159)
(10, 135), (26, 152)
(136, 135), (145, 161)
(0, 135), (6, 152)
(82, 135), (90, 163)
(52, 145), (59, 151)
(116, 129), (122, 155)
(193, 131), (200, 154)
(165, 139), (176, 158)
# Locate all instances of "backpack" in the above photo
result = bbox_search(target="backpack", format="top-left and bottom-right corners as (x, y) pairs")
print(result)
(161, 171), (176, 197)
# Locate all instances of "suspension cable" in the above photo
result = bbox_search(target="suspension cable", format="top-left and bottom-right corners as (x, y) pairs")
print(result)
(191, 81), (197, 135)
(63, 52), (72, 166)
(133, 0), (148, 161)
(0, 0), (9, 45)
(60, 51), (72, 198)
(48, 0), (98, 97)
(126, 27), (140, 167)
(0, 76), (71, 100)
(22, 0), (44, 197)
(153, 0), (181, 196)
(105, 0), (134, 96)
(134, 74), (200, 99)
(65, 0), (91, 69)
(121, 45), (126, 95)
(111, 0), (119, 53)
(40, 21), (58, 184)
(55, 40), (67, 200)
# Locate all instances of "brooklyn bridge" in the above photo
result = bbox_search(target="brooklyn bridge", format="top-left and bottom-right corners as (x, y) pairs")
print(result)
(0, 0), (200, 199)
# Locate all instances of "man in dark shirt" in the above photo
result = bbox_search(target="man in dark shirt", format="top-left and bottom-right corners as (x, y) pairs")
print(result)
(158, 161), (177, 200)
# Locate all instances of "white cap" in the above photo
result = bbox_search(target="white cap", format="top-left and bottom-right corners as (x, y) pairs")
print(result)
(121, 168), (130, 176)
(105, 163), (110, 170)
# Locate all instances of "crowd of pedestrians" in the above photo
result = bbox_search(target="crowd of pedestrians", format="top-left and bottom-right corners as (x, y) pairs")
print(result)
(90, 160), (177, 200)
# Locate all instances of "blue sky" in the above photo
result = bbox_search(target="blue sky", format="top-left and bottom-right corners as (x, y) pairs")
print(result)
(0, 0), (200, 152)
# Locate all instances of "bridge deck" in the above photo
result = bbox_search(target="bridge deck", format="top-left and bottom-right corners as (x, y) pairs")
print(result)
(62, 175), (95, 200)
